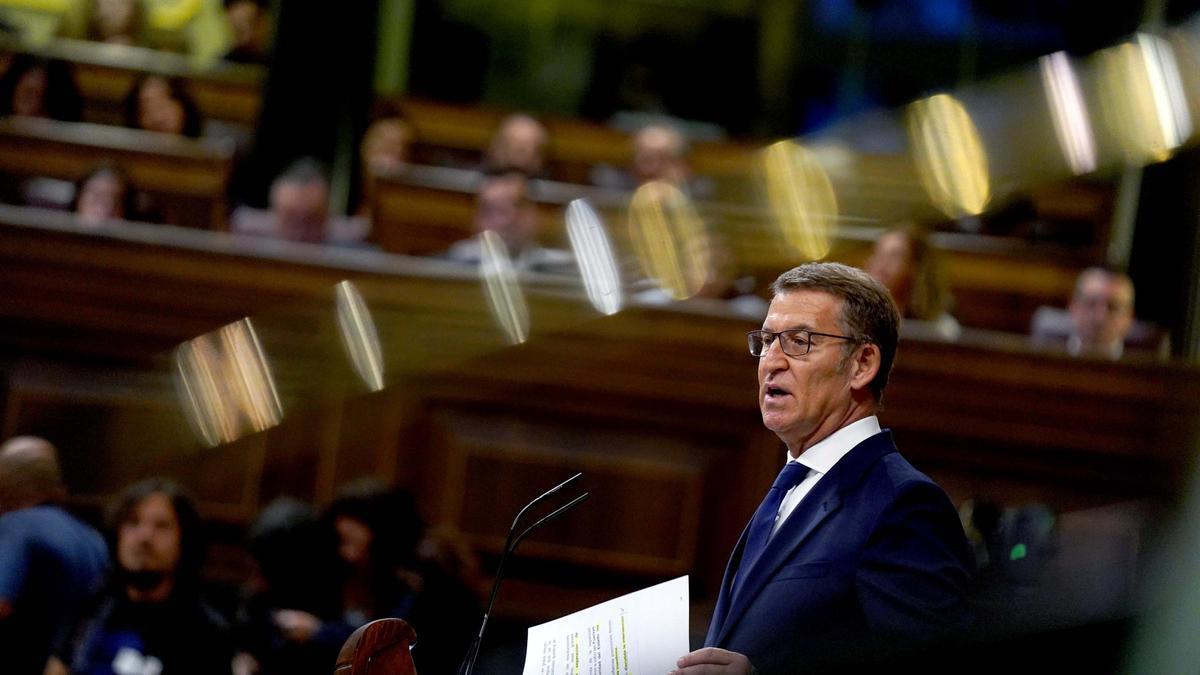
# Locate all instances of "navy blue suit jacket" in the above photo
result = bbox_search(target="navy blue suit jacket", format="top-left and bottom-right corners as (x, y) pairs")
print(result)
(704, 430), (972, 674)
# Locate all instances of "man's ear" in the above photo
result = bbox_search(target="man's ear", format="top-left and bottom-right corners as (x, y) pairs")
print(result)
(849, 342), (881, 393)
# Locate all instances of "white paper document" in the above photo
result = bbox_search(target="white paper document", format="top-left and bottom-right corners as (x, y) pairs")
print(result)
(522, 575), (689, 675)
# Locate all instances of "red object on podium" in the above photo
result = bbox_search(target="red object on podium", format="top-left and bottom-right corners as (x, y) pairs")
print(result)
(334, 618), (418, 675)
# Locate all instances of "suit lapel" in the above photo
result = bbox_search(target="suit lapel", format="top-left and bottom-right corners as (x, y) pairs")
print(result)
(713, 431), (897, 646)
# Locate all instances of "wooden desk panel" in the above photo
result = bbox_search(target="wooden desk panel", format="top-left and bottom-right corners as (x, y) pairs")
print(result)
(0, 118), (234, 229)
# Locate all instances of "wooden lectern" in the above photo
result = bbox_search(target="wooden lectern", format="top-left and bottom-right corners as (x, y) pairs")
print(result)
(334, 619), (418, 675)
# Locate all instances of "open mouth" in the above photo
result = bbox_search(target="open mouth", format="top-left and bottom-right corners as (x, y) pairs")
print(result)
(764, 385), (791, 398)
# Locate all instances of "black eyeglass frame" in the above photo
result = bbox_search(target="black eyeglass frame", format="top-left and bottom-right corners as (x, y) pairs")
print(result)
(747, 329), (862, 357)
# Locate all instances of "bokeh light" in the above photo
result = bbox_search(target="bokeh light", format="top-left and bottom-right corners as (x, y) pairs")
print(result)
(906, 93), (991, 219)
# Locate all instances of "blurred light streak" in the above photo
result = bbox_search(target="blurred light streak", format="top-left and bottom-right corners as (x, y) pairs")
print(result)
(628, 181), (711, 300)
(335, 280), (385, 392)
(566, 199), (623, 316)
(174, 318), (282, 447)
(906, 93), (991, 219)
(479, 229), (530, 345)
(1040, 51), (1098, 175)
(1098, 34), (1192, 163)
(762, 140), (838, 261)
(1167, 26), (1200, 143)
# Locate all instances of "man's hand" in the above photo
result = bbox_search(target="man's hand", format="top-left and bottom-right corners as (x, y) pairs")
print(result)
(670, 648), (756, 675)
(273, 609), (322, 642)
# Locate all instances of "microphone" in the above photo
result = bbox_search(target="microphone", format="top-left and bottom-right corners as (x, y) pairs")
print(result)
(455, 472), (589, 675)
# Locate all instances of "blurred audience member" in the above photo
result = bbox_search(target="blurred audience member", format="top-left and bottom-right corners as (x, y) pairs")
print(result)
(87, 0), (143, 45)
(123, 75), (203, 137)
(0, 436), (108, 675)
(356, 104), (413, 219)
(53, 478), (235, 675)
(323, 481), (478, 674)
(445, 170), (573, 273)
(72, 163), (137, 226)
(632, 123), (689, 188)
(223, 0), (271, 63)
(0, 55), (83, 121)
(236, 497), (341, 675)
(231, 159), (367, 245)
(1067, 267), (1135, 358)
(242, 481), (477, 674)
(485, 112), (549, 176)
(865, 224), (961, 340)
(1031, 267), (1145, 359)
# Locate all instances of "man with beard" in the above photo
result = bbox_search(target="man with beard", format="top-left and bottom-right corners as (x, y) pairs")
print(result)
(50, 478), (235, 675)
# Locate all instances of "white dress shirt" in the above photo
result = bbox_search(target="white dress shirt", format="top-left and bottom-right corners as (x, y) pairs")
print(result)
(769, 416), (882, 539)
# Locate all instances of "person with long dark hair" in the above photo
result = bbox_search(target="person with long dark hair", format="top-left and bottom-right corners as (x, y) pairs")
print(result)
(123, 75), (203, 138)
(0, 55), (83, 121)
(50, 478), (236, 675)
(259, 480), (479, 674)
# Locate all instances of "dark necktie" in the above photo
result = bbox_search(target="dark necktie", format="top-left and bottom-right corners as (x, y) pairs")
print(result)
(734, 461), (810, 595)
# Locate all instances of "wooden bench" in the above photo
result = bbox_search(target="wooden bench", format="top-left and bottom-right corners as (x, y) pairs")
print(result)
(0, 206), (1195, 621)
(370, 165), (1094, 333)
(0, 37), (264, 127)
(401, 98), (758, 184)
(0, 117), (235, 228)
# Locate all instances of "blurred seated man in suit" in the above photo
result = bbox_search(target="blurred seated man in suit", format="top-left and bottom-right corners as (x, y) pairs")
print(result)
(51, 478), (236, 675)
(485, 113), (549, 177)
(633, 123), (689, 188)
(232, 158), (368, 246)
(445, 169), (574, 274)
(1031, 266), (1153, 359)
(674, 262), (972, 675)
(0, 436), (108, 675)
(1066, 267), (1135, 358)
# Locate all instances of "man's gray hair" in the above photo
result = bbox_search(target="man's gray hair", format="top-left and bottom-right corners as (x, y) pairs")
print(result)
(771, 262), (901, 401)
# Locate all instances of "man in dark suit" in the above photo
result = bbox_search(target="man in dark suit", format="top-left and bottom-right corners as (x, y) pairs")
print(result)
(674, 262), (972, 674)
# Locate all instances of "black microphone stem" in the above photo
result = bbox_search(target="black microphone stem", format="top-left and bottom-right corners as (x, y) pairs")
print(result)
(455, 474), (587, 675)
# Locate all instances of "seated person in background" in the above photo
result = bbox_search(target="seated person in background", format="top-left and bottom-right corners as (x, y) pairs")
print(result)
(87, 0), (143, 46)
(258, 481), (478, 675)
(236, 497), (342, 675)
(485, 112), (549, 176)
(0, 436), (108, 675)
(123, 75), (203, 137)
(632, 123), (689, 188)
(223, 0), (271, 63)
(355, 104), (413, 219)
(73, 163), (138, 226)
(864, 224), (961, 340)
(0, 55), (82, 121)
(444, 169), (574, 274)
(0, 56), (84, 208)
(1031, 266), (1152, 359)
(51, 478), (235, 675)
(231, 158), (367, 245)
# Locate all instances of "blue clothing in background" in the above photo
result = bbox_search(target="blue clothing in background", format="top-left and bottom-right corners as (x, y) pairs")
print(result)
(0, 504), (109, 675)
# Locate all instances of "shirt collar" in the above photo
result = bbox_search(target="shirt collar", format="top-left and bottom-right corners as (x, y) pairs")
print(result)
(785, 415), (881, 475)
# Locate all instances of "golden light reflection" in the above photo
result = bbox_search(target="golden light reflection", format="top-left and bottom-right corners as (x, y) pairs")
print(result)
(565, 198), (623, 316)
(762, 140), (838, 260)
(479, 229), (530, 345)
(174, 318), (283, 447)
(628, 181), (711, 300)
(335, 280), (385, 393)
(1097, 33), (1193, 163)
(1040, 51), (1098, 175)
(906, 93), (991, 219)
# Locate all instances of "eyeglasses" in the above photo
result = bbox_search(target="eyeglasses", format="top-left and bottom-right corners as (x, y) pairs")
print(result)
(747, 329), (860, 357)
